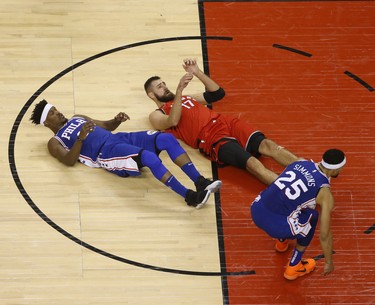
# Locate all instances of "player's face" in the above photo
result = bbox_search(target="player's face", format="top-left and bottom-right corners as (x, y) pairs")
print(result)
(151, 79), (175, 102)
(45, 106), (68, 127)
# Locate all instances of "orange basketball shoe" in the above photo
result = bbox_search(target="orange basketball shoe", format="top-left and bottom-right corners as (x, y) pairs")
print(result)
(284, 258), (316, 280)
(275, 239), (289, 253)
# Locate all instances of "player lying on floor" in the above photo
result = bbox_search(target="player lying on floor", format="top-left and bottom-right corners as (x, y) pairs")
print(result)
(144, 58), (299, 185)
(30, 99), (222, 209)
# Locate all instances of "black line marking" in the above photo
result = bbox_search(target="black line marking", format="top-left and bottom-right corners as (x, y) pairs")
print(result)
(364, 224), (375, 234)
(273, 44), (312, 57)
(8, 36), (257, 277)
(344, 71), (374, 92)
(313, 250), (336, 261)
(12, 178), (254, 277)
(11, 36), (233, 113)
(199, 4), (232, 304)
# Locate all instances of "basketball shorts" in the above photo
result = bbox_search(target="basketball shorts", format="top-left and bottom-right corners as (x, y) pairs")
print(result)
(97, 130), (162, 177)
(250, 200), (315, 240)
(197, 114), (265, 166)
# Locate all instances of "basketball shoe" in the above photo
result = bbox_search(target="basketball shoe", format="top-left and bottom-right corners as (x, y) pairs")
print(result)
(195, 176), (222, 193)
(185, 189), (211, 209)
(275, 239), (289, 253)
(284, 258), (316, 280)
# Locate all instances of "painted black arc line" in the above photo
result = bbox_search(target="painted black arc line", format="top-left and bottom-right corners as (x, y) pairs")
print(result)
(8, 35), (257, 277)
(364, 224), (375, 234)
(273, 44), (312, 57)
(273, 46), (374, 92)
(344, 71), (374, 92)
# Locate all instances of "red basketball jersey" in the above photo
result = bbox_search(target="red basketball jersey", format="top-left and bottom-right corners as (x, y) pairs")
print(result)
(159, 96), (258, 162)
(159, 96), (220, 148)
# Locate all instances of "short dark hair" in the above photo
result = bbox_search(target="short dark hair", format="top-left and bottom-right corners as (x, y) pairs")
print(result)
(144, 76), (160, 93)
(322, 149), (345, 166)
(30, 99), (48, 125)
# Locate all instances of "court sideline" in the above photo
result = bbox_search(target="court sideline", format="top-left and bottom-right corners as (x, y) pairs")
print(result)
(1, 1), (375, 304)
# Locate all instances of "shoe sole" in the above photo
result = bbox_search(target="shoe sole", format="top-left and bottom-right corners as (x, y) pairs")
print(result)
(195, 190), (212, 209)
(204, 180), (222, 193)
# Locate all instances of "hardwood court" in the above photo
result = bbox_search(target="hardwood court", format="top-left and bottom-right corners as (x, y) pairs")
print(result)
(1, 1), (375, 305)
(203, 1), (375, 304)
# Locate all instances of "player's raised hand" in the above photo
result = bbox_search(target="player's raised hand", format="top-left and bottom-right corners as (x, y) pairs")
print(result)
(114, 112), (130, 123)
(177, 73), (193, 92)
(182, 58), (200, 75)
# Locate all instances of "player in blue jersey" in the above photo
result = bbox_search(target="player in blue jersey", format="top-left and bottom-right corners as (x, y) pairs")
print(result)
(30, 99), (222, 209)
(250, 149), (346, 280)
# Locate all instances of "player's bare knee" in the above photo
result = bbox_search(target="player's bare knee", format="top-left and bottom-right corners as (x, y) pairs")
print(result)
(245, 156), (263, 174)
(259, 139), (283, 157)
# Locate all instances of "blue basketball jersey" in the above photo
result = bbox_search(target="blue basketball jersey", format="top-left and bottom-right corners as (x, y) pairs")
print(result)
(257, 160), (330, 215)
(53, 117), (162, 177)
(54, 117), (111, 167)
(252, 159), (330, 238)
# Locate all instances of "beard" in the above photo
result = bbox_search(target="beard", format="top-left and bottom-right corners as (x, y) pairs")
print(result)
(155, 91), (175, 103)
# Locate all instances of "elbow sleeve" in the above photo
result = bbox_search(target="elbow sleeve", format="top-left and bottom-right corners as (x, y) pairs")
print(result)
(203, 87), (225, 104)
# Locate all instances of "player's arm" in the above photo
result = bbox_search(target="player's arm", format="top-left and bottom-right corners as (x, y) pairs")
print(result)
(316, 187), (335, 276)
(149, 73), (193, 130)
(182, 58), (225, 105)
(149, 110), (173, 131)
(48, 136), (84, 166)
(47, 120), (97, 166)
(74, 112), (130, 131)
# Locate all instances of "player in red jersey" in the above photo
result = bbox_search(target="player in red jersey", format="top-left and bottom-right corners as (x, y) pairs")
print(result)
(144, 58), (298, 185)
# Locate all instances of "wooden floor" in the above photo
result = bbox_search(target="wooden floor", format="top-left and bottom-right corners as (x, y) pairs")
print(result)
(1, 1), (375, 304)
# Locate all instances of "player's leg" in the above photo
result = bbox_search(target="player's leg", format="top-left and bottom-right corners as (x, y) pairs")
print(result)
(251, 199), (295, 239)
(100, 140), (211, 208)
(246, 156), (278, 185)
(251, 199), (294, 250)
(284, 209), (319, 280)
(97, 143), (143, 177)
(229, 118), (298, 168)
(244, 129), (298, 167)
(139, 150), (211, 209)
(251, 201), (317, 280)
(258, 138), (298, 167)
(218, 140), (278, 185)
(155, 132), (222, 193)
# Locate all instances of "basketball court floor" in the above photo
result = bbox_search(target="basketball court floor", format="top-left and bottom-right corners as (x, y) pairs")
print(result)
(1, 1), (374, 304)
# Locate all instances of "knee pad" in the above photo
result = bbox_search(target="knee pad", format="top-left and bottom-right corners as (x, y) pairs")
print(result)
(156, 133), (185, 161)
(218, 140), (251, 169)
(246, 132), (266, 157)
(140, 150), (167, 180)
